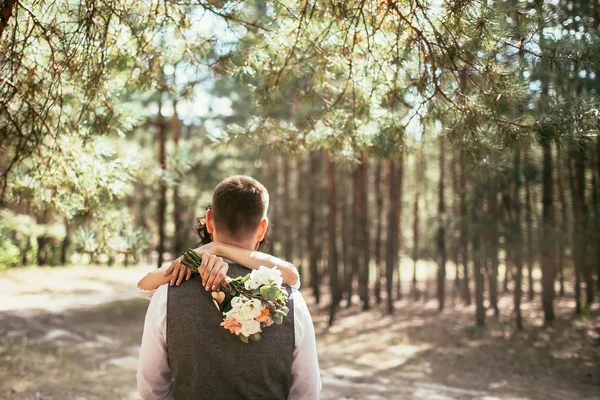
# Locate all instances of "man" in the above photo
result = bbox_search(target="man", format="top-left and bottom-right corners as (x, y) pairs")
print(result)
(137, 175), (321, 400)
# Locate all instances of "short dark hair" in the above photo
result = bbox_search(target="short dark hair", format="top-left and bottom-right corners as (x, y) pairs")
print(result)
(211, 175), (269, 240)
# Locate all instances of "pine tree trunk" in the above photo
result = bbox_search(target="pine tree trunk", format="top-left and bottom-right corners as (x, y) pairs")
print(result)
(60, 219), (70, 265)
(569, 152), (583, 315)
(307, 152), (320, 304)
(472, 191), (485, 327)
(459, 154), (472, 305)
(395, 157), (404, 300)
(524, 150), (536, 300)
(374, 161), (384, 304)
(536, 0), (556, 324)
(575, 147), (594, 305)
(358, 155), (370, 310)
(282, 159), (293, 263)
(386, 159), (401, 314)
(555, 145), (567, 297)
(513, 149), (524, 329)
(326, 154), (339, 325)
(342, 172), (353, 307)
(596, 136), (600, 290)
(0, 0), (16, 38)
(172, 100), (185, 257)
(451, 152), (461, 293)
(295, 158), (305, 274)
(412, 151), (421, 300)
(437, 137), (447, 311)
(156, 96), (167, 269)
(487, 189), (500, 318)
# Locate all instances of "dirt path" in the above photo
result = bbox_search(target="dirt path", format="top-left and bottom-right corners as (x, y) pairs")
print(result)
(1, 266), (598, 400)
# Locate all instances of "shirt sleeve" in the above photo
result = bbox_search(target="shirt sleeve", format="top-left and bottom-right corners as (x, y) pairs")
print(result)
(137, 284), (174, 400)
(289, 291), (321, 400)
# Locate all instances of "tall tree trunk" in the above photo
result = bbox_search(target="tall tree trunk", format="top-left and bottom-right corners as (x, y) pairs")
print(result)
(575, 147), (594, 305)
(172, 99), (185, 257)
(412, 151), (422, 300)
(451, 151), (461, 293)
(437, 137), (447, 311)
(487, 189), (500, 318)
(536, 0), (556, 325)
(395, 157), (404, 300)
(342, 171), (353, 307)
(295, 158), (305, 275)
(60, 219), (70, 265)
(569, 152), (583, 315)
(326, 154), (339, 325)
(513, 149), (524, 329)
(472, 189), (485, 327)
(283, 159), (293, 263)
(374, 161), (384, 304)
(595, 136), (600, 291)
(0, 0), (16, 38)
(307, 152), (320, 304)
(156, 97), (167, 269)
(459, 153), (472, 305)
(524, 150), (536, 300)
(386, 159), (401, 314)
(555, 145), (567, 297)
(358, 155), (370, 310)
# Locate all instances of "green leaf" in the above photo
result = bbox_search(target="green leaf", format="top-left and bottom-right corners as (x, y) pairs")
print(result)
(239, 335), (249, 344)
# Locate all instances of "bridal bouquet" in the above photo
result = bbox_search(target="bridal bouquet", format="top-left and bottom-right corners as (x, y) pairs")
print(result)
(181, 249), (290, 343)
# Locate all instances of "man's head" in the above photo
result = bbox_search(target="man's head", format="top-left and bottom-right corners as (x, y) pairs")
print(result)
(205, 175), (269, 250)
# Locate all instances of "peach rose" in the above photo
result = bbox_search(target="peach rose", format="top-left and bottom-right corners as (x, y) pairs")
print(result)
(255, 308), (274, 327)
(221, 317), (242, 335)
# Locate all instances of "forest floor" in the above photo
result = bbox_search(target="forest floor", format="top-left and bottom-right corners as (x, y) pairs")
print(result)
(0, 265), (599, 400)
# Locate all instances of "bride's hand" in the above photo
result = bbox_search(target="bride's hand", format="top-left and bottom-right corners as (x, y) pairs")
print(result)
(199, 253), (229, 292)
(164, 257), (192, 286)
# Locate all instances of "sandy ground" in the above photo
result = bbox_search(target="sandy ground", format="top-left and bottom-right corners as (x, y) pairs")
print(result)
(0, 265), (599, 400)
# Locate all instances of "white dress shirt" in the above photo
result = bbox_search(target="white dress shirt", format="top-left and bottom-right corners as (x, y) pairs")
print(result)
(136, 279), (321, 400)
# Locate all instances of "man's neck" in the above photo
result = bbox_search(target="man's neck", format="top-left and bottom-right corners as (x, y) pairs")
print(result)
(215, 237), (257, 251)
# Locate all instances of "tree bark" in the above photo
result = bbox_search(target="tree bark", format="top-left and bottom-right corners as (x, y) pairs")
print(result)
(358, 155), (370, 311)
(412, 150), (422, 300)
(342, 170), (353, 307)
(374, 161), (384, 304)
(437, 137), (447, 311)
(156, 96), (167, 269)
(295, 158), (305, 274)
(575, 147), (594, 305)
(172, 99), (185, 257)
(386, 159), (401, 314)
(60, 219), (70, 265)
(307, 152), (320, 304)
(513, 149), (524, 329)
(459, 154), (472, 305)
(596, 136), (600, 290)
(471, 190), (485, 327)
(568, 152), (583, 315)
(487, 189), (500, 318)
(555, 145), (567, 297)
(283, 159), (293, 263)
(326, 154), (339, 325)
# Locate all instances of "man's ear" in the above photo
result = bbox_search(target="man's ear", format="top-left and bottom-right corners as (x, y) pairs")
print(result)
(256, 217), (268, 242)
(206, 209), (214, 234)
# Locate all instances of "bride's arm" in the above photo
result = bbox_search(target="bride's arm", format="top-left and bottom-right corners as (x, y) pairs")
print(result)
(205, 242), (300, 288)
(137, 265), (181, 293)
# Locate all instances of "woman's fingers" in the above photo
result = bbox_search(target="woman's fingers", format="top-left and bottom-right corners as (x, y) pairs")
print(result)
(203, 255), (219, 291)
(211, 263), (228, 289)
(186, 268), (192, 281)
(164, 257), (180, 277)
(205, 257), (227, 290)
(199, 253), (210, 282)
(175, 263), (187, 286)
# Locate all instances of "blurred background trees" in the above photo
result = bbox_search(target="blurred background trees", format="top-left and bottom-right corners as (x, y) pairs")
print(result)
(1, 0), (599, 328)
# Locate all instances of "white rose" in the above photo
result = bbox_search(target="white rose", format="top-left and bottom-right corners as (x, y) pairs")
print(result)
(231, 296), (262, 320)
(249, 266), (283, 288)
(239, 319), (262, 337)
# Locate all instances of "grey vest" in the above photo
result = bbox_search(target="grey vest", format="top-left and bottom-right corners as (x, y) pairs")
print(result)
(167, 264), (295, 400)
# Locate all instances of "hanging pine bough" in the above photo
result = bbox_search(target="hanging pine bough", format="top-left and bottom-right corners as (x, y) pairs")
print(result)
(181, 249), (290, 344)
